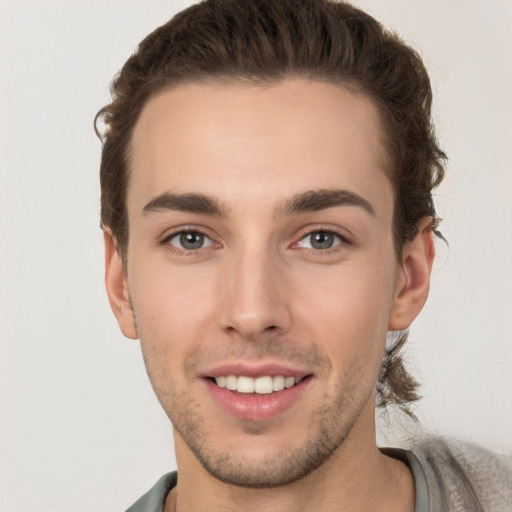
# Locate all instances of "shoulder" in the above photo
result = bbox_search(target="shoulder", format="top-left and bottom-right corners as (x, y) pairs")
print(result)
(411, 437), (512, 512)
(125, 472), (177, 512)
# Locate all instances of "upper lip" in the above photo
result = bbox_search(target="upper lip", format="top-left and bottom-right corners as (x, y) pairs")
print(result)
(200, 362), (312, 379)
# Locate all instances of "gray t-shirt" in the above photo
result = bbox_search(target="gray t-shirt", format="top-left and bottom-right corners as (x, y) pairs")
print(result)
(125, 437), (512, 511)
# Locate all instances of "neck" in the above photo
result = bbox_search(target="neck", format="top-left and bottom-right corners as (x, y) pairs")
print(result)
(167, 407), (415, 512)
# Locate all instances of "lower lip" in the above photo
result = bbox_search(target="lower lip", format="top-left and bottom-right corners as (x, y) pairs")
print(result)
(204, 378), (311, 421)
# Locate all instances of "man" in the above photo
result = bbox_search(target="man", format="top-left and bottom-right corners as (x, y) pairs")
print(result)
(95, 0), (512, 510)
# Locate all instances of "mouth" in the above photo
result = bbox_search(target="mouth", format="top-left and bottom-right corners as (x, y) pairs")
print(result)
(209, 374), (304, 395)
(202, 365), (313, 421)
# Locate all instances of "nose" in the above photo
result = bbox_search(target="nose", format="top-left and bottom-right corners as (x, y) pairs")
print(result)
(219, 247), (291, 341)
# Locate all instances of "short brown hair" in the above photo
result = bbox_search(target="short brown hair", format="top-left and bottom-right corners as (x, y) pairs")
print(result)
(96, 0), (446, 416)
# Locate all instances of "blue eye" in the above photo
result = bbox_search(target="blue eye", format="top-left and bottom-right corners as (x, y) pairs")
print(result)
(168, 231), (213, 250)
(298, 231), (342, 250)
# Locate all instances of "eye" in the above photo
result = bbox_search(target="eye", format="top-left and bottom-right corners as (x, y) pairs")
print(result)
(167, 231), (214, 250)
(297, 230), (343, 250)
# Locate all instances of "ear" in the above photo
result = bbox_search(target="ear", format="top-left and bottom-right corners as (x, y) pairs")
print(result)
(388, 217), (436, 331)
(104, 229), (138, 339)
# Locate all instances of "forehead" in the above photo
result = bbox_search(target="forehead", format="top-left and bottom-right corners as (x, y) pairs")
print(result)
(128, 79), (392, 219)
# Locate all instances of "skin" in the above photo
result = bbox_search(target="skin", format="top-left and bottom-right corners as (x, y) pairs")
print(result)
(105, 79), (434, 511)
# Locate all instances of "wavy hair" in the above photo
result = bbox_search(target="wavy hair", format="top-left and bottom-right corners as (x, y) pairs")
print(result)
(95, 0), (446, 416)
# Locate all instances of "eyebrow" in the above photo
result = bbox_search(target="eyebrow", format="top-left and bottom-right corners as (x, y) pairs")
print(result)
(142, 192), (229, 217)
(280, 189), (375, 217)
(141, 188), (375, 218)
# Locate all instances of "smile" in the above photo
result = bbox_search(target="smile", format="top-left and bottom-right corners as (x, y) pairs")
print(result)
(205, 371), (312, 421)
(214, 375), (302, 394)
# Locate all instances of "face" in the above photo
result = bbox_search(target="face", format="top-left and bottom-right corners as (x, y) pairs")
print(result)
(107, 79), (423, 488)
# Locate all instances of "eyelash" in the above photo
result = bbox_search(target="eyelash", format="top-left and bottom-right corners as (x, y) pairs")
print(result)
(294, 228), (352, 255)
(159, 226), (352, 256)
(160, 227), (216, 255)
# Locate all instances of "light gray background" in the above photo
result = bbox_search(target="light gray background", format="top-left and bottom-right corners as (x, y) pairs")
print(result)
(1, 1), (511, 510)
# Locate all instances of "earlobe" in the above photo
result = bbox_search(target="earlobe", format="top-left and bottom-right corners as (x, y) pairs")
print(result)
(388, 217), (436, 331)
(104, 229), (138, 340)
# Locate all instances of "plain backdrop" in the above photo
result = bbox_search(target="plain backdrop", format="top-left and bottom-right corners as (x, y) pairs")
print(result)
(1, 1), (511, 510)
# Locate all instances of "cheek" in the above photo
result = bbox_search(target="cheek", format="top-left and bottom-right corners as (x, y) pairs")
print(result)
(128, 258), (219, 354)
(292, 259), (396, 371)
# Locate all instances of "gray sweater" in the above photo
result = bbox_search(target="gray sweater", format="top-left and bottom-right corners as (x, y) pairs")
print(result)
(411, 437), (512, 511)
(126, 437), (512, 511)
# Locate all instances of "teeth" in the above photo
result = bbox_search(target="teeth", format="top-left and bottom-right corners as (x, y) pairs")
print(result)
(273, 375), (285, 391)
(214, 375), (302, 394)
(254, 376), (273, 394)
(237, 376), (255, 393)
(225, 375), (238, 390)
(284, 376), (295, 389)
